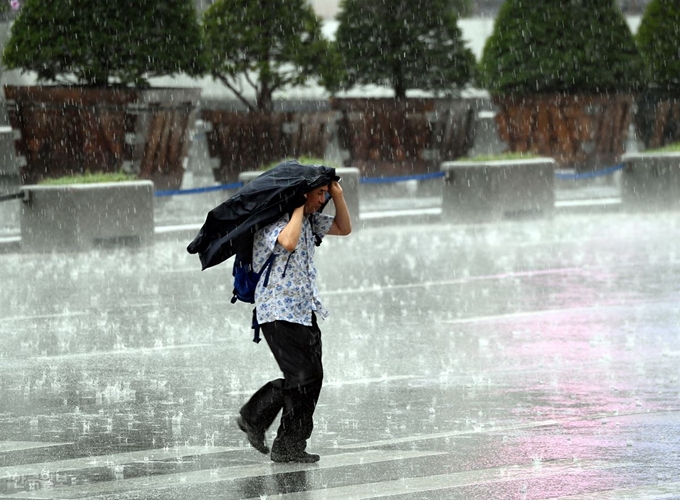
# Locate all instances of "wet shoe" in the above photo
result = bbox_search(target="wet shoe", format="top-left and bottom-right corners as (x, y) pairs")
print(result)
(236, 416), (269, 454)
(270, 450), (320, 463)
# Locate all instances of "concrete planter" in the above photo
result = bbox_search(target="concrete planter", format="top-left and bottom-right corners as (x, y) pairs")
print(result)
(4, 86), (200, 190)
(20, 181), (154, 252)
(238, 167), (360, 227)
(634, 91), (680, 150)
(0, 125), (20, 178)
(202, 108), (335, 183)
(441, 158), (555, 221)
(331, 97), (476, 177)
(493, 93), (633, 172)
(621, 152), (680, 211)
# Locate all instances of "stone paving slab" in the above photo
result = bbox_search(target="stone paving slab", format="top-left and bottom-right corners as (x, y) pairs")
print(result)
(0, 446), (239, 479)
(2, 211), (680, 498)
(0, 444), (70, 455)
(0, 450), (442, 499)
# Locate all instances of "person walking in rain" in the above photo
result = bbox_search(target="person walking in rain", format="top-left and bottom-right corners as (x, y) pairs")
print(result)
(236, 179), (352, 463)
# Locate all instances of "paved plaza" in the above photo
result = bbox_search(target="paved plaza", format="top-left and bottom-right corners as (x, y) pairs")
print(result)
(1, 187), (680, 498)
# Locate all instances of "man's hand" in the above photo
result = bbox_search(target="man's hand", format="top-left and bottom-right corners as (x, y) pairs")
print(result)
(327, 180), (351, 236)
(294, 192), (308, 208)
(329, 181), (343, 199)
(279, 204), (306, 252)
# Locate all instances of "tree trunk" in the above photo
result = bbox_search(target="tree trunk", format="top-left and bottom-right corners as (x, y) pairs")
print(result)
(258, 72), (273, 113)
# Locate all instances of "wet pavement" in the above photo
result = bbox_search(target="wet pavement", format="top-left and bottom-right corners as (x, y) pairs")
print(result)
(2, 178), (680, 498)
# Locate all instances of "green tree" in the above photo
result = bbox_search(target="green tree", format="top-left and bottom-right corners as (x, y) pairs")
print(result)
(203, 0), (338, 113)
(451, 0), (474, 16)
(636, 0), (680, 91)
(2, 0), (206, 87)
(478, 0), (644, 95)
(334, 0), (475, 99)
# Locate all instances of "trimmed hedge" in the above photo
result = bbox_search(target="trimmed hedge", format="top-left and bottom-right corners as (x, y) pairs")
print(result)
(335, 0), (475, 99)
(647, 143), (680, 153)
(2, 0), (206, 87)
(203, 0), (336, 112)
(39, 172), (137, 185)
(479, 0), (644, 95)
(636, 0), (680, 91)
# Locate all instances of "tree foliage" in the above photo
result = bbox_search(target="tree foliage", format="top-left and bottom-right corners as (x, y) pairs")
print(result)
(450, 0), (474, 17)
(636, 0), (680, 91)
(478, 0), (645, 95)
(203, 0), (339, 113)
(334, 0), (475, 99)
(2, 0), (206, 87)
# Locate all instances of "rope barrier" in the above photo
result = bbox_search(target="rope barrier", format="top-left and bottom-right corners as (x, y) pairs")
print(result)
(359, 171), (445, 184)
(154, 181), (243, 198)
(152, 172), (447, 197)
(0, 164), (625, 201)
(554, 164), (624, 180)
(0, 191), (24, 203)
(151, 164), (624, 197)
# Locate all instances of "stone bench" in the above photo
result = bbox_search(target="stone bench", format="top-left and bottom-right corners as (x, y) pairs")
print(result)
(441, 158), (555, 221)
(20, 181), (154, 252)
(621, 152), (680, 211)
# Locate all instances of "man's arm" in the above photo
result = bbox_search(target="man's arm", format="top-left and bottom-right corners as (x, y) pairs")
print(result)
(327, 181), (352, 236)
(277, 205), (305, 252)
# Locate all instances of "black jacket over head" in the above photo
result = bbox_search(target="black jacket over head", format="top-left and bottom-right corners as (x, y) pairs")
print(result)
(187, 160), (340, 270)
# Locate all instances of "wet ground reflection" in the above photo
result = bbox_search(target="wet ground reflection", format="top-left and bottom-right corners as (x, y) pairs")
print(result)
(1, 211), (680, 497)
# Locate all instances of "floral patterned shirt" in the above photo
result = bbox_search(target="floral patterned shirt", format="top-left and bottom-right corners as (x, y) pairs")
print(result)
(253, 212), (334, 326)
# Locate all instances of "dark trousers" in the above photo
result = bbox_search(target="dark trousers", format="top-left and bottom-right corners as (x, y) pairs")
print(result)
(239, 315), (323, 455)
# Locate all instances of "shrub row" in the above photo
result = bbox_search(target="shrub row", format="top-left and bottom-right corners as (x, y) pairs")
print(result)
(4, 0), (677, 99)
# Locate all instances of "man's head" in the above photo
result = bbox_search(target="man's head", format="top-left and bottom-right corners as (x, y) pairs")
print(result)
(304, 184), (329, 214)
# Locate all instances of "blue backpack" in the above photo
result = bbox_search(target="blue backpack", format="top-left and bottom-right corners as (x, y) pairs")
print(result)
(230, 252), (276, 343)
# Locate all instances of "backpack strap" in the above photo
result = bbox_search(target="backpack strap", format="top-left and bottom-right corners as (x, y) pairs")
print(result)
(259, 252), (276, 287)
(251, 252), (276, 343)
(251, 308), (262, 343)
